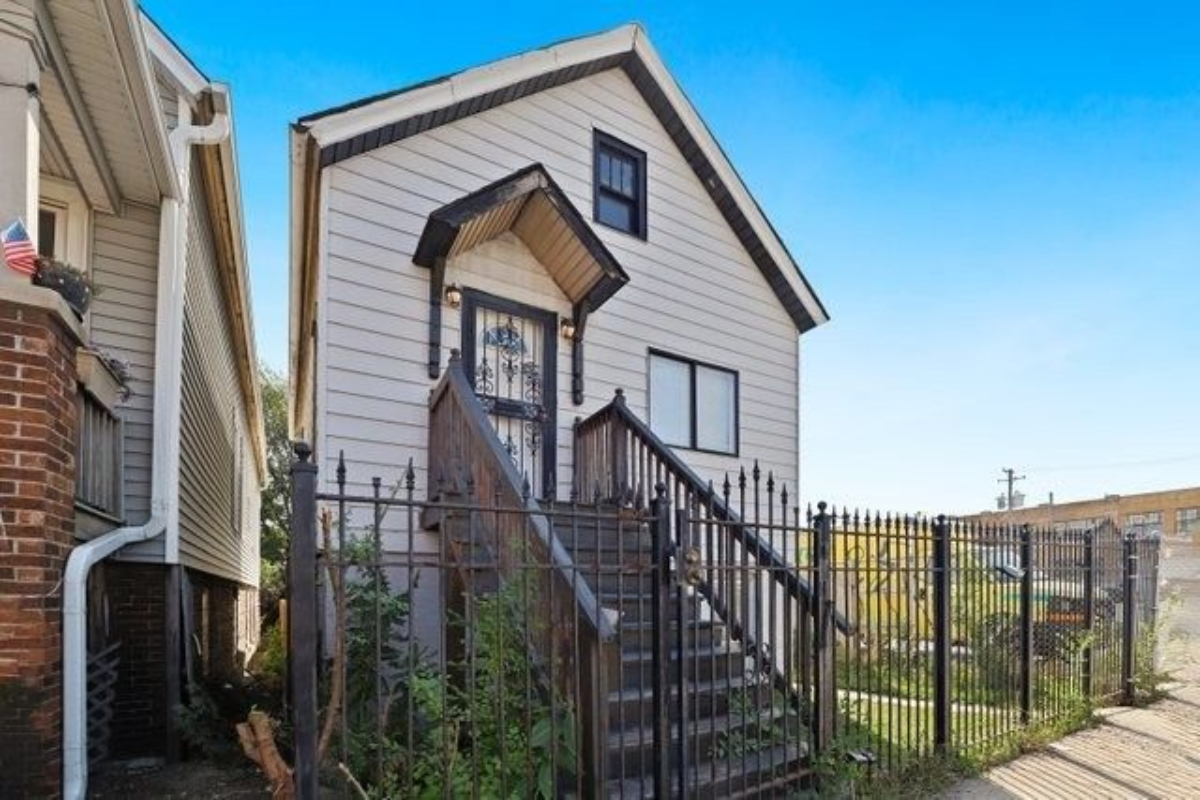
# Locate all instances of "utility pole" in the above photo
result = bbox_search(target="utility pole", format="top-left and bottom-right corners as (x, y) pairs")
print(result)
(998, 467), (1026, 512)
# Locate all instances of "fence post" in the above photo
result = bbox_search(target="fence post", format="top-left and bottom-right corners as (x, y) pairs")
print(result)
(650, 483), (672, 800)
(811, 502), (835, 758)
(932, 515), (952, 751)
(288, 442), (319, 800)
(1121, 533), (1139, 704)
(1019, 524), (1033, 725)
(1081, 529), (1096, 700)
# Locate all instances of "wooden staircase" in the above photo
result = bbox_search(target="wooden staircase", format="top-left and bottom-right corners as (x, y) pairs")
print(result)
(430, 354), (814, 796)
(547, 505), (809, 797)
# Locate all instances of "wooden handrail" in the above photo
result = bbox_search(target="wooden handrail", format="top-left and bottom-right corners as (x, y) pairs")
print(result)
(576, 392), (854, 638)
(428, 352), (617, 642)
(582, 391), (816, 603)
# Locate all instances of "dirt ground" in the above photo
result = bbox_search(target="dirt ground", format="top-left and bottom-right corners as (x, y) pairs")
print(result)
(89, 759), (271, 799)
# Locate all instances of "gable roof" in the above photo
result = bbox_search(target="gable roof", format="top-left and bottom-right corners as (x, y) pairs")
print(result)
(413, 163), (630, 313)
(295, 24), (827, 332)
(290, 24), (829, 433)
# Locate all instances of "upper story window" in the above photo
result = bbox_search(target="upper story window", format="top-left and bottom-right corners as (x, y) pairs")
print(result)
(648, 350), (738, 455)
(593, 130), (647, 239)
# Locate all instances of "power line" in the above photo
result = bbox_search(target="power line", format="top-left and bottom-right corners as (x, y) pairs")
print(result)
(1025, 453), (1200, 473)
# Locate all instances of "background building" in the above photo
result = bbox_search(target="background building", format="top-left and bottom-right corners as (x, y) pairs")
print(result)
(969, 486), (1200, 540)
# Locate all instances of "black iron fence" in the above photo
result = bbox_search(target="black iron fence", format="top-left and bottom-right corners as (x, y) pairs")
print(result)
(809, 508), (1162, 778)
(286, 444), (1162, 797)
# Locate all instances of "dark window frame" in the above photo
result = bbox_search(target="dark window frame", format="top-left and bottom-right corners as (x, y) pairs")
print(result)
(647, 348), (740, 457)
(593, 129), (648, 239)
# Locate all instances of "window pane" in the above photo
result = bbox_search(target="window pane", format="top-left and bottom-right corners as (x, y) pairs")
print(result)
(38, 209), (57, 258)
(650, 355), (691, 447)
(599, 146), (636, 199)
(597, 193), (635, 232)
(695, 366), (736, 453)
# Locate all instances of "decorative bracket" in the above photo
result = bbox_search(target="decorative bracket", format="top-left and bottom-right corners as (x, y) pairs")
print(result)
(571, 301), (589, 405)
(427, 256), (446, 378)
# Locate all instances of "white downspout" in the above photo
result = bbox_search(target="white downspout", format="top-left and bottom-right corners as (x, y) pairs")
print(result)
(62, 95), (230, 800)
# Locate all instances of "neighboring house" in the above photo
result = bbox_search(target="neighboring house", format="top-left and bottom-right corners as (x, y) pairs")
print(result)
(290, 23), (827, 505)
(0, 2), (263, 797)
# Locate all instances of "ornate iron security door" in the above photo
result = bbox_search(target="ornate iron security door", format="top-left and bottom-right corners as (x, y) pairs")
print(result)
(461, 289), (557, 496)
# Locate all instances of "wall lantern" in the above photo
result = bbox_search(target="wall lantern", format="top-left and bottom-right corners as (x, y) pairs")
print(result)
(444, 283), (463, 308)
(560, 317), (577, 340)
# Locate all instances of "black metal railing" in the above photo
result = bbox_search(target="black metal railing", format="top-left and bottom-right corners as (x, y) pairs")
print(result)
(808, 508), (1162, 779)
(76, 391), (123, 519)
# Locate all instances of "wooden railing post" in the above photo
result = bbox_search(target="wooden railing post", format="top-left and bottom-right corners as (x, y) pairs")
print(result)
(608, 390), (628, 501)
(288, 442), (319, 800)
(811, 502), (835, 757)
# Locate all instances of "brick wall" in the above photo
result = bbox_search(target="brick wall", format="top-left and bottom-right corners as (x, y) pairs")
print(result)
(969, 485), (1200, 537)
(104, 563), (168, 759)
(0, 298), (81, 798)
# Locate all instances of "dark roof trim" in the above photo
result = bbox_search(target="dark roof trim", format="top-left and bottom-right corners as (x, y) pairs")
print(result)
(412, 163), (630, 312)
(316, 54), (626, 169)
(306, 52), (828, 333)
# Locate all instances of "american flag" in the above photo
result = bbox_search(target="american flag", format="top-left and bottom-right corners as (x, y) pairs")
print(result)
(2, 219), (38, 277)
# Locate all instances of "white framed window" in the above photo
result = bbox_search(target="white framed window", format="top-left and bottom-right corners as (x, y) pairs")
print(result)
(648, 350), (739, 455)
(38, 177), (91, 270)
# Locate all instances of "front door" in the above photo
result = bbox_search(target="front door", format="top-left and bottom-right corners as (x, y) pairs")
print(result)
(461, 289), (557, 497)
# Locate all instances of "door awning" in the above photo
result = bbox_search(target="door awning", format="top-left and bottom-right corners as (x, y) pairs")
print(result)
(413, 164), (629, 313)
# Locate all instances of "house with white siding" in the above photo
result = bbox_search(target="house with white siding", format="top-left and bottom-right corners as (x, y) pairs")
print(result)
(0, 2), (262, 797)
(287, 23), (830, 792)
(290, 23), (827, 509)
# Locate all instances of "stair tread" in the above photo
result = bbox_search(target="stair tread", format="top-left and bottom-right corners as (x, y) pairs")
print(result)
(605, 743), (810, 798)
(607, 707), (799, 749)
(607, 674), (757, 704)
(618, 642), (744, 663)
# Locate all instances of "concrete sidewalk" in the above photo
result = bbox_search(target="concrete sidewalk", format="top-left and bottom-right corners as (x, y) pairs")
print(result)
(944, 683), (1200, 799)
(946, 536), (1200, 799)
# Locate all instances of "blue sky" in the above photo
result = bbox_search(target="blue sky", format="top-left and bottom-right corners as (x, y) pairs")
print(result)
(143, 2), (1200, 513)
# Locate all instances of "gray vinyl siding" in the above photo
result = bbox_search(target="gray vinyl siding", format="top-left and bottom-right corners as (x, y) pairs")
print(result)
(317, 67), (801, 509)
(89, 203), (160, 558)
(178, 153), (259, 586)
